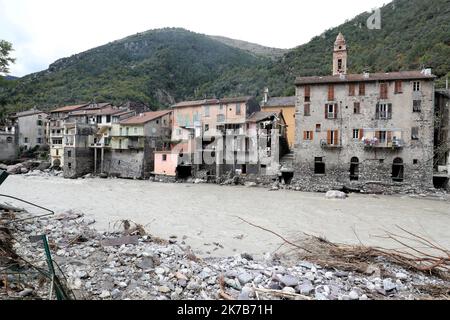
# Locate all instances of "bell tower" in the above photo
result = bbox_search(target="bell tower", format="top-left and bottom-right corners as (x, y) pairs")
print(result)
(333, 32), (347, 75)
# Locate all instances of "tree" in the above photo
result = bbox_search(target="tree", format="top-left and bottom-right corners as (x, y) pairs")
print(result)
(0, 40), (15, 75)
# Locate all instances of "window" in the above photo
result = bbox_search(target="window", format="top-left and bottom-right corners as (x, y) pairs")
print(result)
(56, 149), (59, 156)
(413, 81), (421, 92)
(328, 85), (335, 101)
(380, 82), (388, 99)
(37, 120), (43, 126)
(304, 104), (311, 116)
(354, 102), (361, 114)
(38, 129), (43, 136)
(350, 157), (360, 181)
(217, 114), (225, 123)
(349, 84), (356, 96)
(413, 159), (419, 165)
(68, 163), (72, 169)
(327, 130), (339, 145)
(204, 106), (210, 117)
(6, 137), (13, 143)
(106, 115), (111, 123)
(67, 150), (72, 158)
(392, 158), (404, 182)
(376, 103), (392, 119)
(304, 131), (314, 141)
(162, 154), (167, 161)
(325, 104), (338, 119)
(204, 124), (209, 132)
(376, 130), (387, 143)
(315, 124), (321, 132)
(236, 103), (241, 115)
(314, 157), (325, 174)
(304, 86), (311, 102)
(177, 129), (182, 136)
(411, 127), (419, 140)
(97, 116), (102, 124)
(352, 129), (360, 140)
(413, 100), (422, 112)
(395, 80), (403, 94)
(359, 83), (366, 96)
(24, 137), (29, 143)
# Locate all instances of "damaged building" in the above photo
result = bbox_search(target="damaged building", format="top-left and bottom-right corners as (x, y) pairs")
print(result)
(434, 89), (450, 190)
(293, 33), (436, 193)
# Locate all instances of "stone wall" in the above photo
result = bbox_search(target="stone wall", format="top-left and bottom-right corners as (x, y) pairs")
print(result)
(104, 150), (145, 179)
(63, 147), (94, 179)
(0, 132), (18, 162)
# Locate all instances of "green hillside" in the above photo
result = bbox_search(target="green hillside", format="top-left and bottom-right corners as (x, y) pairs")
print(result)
(1, 0), (449, 111)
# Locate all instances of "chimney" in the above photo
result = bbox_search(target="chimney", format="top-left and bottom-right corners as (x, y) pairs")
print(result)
(421, 68), (432, 76)
(263, 87), (269, 105)
(363, 72), (370, 79)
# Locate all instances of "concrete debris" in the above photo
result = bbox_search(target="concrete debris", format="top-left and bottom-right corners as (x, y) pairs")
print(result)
(1, 211), (448, 301)
(325, 190), (348, 200)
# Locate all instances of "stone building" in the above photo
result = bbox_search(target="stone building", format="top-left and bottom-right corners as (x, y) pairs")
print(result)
(293, 33), (436, 193)
(12, 108), (48, 150)
(107, 110), (172, 179)
(0, 125), (18, 162)
(261, 88), (296, 149)
(434, 89), (450, 189)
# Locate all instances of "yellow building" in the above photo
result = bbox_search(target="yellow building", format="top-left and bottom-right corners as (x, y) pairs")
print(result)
(261, 91), (296, 150)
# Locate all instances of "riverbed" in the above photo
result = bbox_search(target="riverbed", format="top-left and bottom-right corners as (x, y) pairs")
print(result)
(2, 175), (449, 257)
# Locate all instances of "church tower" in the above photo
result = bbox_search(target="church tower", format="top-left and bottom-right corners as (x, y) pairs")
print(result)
(333, 32), (347, 75)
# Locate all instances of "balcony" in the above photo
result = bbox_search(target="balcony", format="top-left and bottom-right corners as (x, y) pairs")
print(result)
(363, 138), (404, 150)
(320, 140), (342, 149)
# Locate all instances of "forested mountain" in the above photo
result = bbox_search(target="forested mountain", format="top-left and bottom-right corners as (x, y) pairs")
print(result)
(1, 0), (449, 111)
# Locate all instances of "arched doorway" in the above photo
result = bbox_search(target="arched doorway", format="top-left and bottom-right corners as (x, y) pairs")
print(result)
(392, 158), (404, 182)
(350, 157), (359, 181)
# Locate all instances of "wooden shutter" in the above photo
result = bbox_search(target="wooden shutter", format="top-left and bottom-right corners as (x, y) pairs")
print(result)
(375, 103), (380, 119)
(328, 85), (334, 101)
(334, 103), (339, 118)
(349, 84), (355, 96)
(359, 129), (364, 139)
(303, 131), (307, 140)
(359, 83), (365, 96)
(304, 85), (310, 97)
(325, 105), (328, 119)
(334, 130), (339, 145)
(387, 131), (392, 143)
(388, 104), (393, 119)
(304, 104), (310, 116)
(311, 131), (314, 140)
(380, 83), (388, 99)
(327, 130), (332, 145)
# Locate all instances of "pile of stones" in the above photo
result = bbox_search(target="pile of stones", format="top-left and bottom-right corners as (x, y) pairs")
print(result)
(3, 212), (448, 300)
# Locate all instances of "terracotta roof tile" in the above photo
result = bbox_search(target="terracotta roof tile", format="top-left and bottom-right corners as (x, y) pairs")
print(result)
(120, 110), (172, 125)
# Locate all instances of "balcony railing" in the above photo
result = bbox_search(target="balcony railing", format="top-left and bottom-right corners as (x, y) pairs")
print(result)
(320, 140), (342, 149)
(363, 138), (404, 149)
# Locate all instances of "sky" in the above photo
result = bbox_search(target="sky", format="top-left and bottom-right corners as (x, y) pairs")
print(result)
(0, 0), (388, 77)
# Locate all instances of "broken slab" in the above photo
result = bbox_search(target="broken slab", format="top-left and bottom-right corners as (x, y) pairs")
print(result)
(101, 235), (139, 247)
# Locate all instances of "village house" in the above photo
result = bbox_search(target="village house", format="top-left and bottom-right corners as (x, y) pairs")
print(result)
(434, 89), (450, 189)
(107, 110), (172, 179)
(0, 124), (18, 162)
(261, 88), (296, 150)
(154, 97), (288, 182)
(49, 103), (90, 167)
(293, 33), (436, 193)
(11, 108), (48, 151)
(61, 103), (135, 178)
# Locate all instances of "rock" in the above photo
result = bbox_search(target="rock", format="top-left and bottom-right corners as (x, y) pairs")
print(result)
(118, 282), (128, 288)
(175, 272), (188, 281)
(360, 294), (369, 301)
(158, 286), (171, 294)
(395, 272), (408, 280)
(99, 290), (111, 299)
(245, 182), (257, 188)
(325, 272), (333, 279)
(38, 162), (51, 171)
(238, 287), (253, 300)
(298, 281), (314, 295)
(383, 279), (397, 292)
(20, 167), (29, 174)
(282, 287), (296, 294)
(111, 289), (121, 299)
(241, 253), (254, 261)
(7, 163), (23, 174)
(194, 179), (205, 184)
(237, 272), (254, 285)
(18, 288), (33, 297)
(349, 290), (359, 300)
(280, 275), (299, 287)
(155, 267), (165, 275)
(325, 190), (348, 200)
(305, 272), (315, 281)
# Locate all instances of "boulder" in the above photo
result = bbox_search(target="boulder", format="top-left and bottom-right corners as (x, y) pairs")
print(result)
(38, 161), (51, 171)
(325, 190), (348, 200)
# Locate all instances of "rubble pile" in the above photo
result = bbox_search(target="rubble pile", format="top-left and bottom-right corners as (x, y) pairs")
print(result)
(1, 211), (448, 300)
(0, 161), (62, 178)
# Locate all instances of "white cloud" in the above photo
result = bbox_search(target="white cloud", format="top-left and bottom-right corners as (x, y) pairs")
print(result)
(0, 0), (388, 76)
